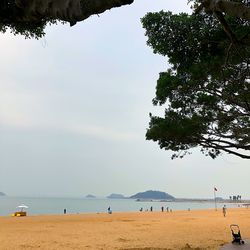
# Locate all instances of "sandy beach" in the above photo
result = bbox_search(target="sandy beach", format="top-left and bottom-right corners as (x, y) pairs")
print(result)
(0, 208), (250, 250)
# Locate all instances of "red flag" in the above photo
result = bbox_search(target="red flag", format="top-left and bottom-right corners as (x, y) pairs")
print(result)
(214, 187), (217, 191)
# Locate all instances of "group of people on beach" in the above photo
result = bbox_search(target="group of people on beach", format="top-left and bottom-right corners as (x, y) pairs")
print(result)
(161, 206), (173, 212)
(138, 206), (173, 212)
(106, 205), (227, 216)
(138, 205), (227, 216)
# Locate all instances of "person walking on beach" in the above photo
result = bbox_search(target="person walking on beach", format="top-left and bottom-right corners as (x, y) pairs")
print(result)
(161, 206), (164, 212)
(222, 205), (227, 217)
(108, 206), (112, 214)
(150, 206), (153, 212)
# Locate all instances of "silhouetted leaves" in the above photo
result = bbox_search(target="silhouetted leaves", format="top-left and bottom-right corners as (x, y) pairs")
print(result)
(142, 8), (250, 159)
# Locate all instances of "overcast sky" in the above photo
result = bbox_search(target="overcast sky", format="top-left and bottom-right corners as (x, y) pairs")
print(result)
(0, 0), (249, 199)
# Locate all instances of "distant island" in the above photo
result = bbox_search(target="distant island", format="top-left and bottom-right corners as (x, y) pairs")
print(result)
(107, 193), (126, 199)
(86, 194), (96, 198)
(130, 190), (175, 200)
(106, 191), (175, 200)
(0, 192), (6, 196)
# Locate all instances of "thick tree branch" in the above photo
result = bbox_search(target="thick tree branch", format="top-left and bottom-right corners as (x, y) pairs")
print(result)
(207, 138), (250, 149)
(202, 0), (250, 20)
(200, 142), (250, 159)
(14, 0), (134, 26)
(214, 11), (238, 43)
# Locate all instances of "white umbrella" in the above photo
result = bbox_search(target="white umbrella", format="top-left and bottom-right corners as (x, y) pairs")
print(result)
(17, 204), (29, 211)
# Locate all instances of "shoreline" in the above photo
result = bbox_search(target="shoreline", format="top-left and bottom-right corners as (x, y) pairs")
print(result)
(1, 208), (250, 249)
(1, 204), (241, 218)
(1, 207), (222, 218)
(1, 195), (246, 216)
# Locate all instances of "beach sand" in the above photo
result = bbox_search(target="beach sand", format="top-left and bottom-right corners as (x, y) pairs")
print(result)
(1, 208), (250, 250)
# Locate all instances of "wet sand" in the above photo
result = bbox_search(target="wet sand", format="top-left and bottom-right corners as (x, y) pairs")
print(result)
(1, 208), (250, 250)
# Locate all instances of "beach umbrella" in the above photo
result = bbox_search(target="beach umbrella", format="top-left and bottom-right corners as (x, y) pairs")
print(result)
(17, 204), (29, 211)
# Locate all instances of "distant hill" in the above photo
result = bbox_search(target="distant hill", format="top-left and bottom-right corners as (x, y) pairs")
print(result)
(130, 190), (174, 200)
(86, 194), (96, 198)
(107, 193), (125, 199)
(0, 192), (6, 196)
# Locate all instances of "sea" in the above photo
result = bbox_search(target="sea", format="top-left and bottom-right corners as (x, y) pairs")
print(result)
(0, 196), (239, 216)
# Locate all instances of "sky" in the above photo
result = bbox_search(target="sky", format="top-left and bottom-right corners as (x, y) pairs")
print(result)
(0, 0), (249, 199)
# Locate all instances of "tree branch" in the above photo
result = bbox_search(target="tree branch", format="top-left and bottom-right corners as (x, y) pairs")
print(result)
(214, 11), (238, 43)
(201, 0), (250, 21)
(200, 142), (250, 159)
(14, 0), (134, 26)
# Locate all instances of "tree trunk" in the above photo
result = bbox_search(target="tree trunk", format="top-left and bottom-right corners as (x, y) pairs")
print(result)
(15, 0), (134, 25)
(202, 0), (250, 20)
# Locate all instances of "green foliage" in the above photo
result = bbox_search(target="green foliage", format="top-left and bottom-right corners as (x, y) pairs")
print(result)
(142, 10), (250, 159)
(0, 21), (48, 39)
(0, 0), (58, 39)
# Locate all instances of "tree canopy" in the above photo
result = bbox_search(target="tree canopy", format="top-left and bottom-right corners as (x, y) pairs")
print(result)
(0, 0), (249, 159)
(0, 0), (250, 38)
(142, 3), (250, 159)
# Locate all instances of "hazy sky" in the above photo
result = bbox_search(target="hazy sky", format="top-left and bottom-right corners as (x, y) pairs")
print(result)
(0, 0), (249, 199)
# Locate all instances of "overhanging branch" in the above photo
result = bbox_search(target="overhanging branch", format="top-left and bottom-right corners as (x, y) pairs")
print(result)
(201, 0), (250, 21)
(12, 0), (134, 26)
(200, 142), (250, 159)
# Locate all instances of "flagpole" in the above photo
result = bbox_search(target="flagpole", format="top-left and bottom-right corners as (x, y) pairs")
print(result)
(214, 188), (217, 211)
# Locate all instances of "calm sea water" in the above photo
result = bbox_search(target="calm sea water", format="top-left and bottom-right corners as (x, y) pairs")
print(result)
(0, 196), (237, 216)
